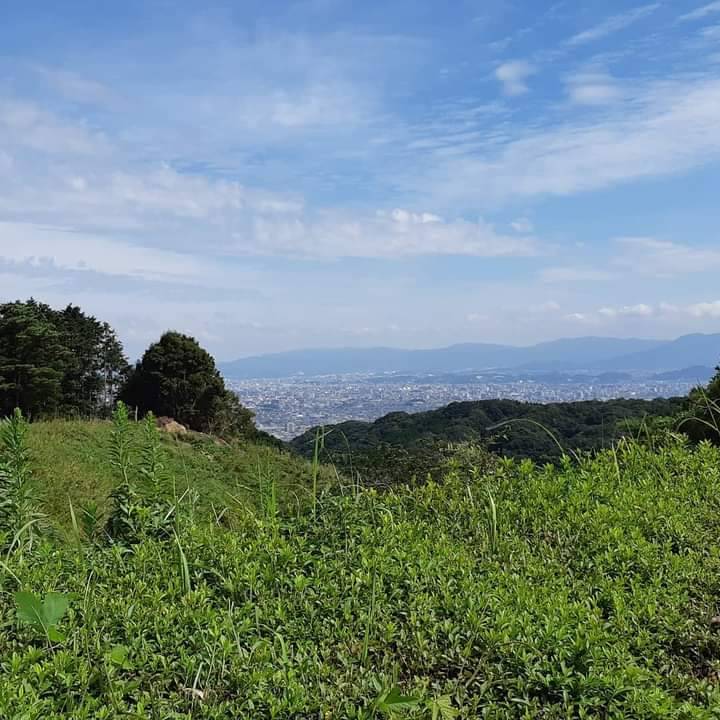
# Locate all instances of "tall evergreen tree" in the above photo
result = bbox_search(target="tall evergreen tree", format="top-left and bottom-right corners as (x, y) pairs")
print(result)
(0, 301), (67, 417)
(56, 305), (129, 416)
(0, 300), (129, 418)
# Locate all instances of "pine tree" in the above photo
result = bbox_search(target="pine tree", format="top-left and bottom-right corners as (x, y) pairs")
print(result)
(0, 301), (67, 418)
(0, 300), (129, 419)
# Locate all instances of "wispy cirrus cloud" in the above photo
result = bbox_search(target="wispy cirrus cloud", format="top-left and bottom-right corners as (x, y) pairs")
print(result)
(680, 2), (720, 22)
(568, 3), (660, 46)
(413, 74), (720, 209)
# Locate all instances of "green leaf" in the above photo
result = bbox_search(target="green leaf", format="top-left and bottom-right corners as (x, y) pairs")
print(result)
(15, 591), (46, 631)
(377, 687), (421, 715)
(42, 592), (70, 627)
(108, 644), (130, 668)
(47, 626), (66, 643)
(429, 695), (457, 720)
(14, 591), (70, 641)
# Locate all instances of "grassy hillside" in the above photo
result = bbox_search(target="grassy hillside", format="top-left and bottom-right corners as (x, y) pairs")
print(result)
(26, 419), (330, 532)
(3, 425), (720, 716)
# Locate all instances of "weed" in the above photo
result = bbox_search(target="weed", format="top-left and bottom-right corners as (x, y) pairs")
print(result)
(0, 408), (44, 551)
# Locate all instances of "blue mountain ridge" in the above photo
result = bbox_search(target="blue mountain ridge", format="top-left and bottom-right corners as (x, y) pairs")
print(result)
(219, 333), (720, 379)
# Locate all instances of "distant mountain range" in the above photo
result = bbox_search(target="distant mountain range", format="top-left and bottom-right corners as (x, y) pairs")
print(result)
(220, 333), (720, 379)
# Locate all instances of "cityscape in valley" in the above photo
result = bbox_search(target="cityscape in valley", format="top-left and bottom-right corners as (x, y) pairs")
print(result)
(228, 371), (707, 440)
(222, 333), (720, 439)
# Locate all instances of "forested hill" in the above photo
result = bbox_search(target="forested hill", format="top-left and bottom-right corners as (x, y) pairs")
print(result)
(291, 397), (686, 467)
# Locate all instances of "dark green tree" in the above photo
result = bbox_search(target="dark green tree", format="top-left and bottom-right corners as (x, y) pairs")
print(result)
(0, 300), (129, 419)
(0, 301), (68, 418)
(56, 305), (130, 416)
(120, 331), (254, 435)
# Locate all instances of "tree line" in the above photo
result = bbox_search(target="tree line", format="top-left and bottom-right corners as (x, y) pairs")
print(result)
(0, 299), (255, 437)
(292, 375), (720, 483)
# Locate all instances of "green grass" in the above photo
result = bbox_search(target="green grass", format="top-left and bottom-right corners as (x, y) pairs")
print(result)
(26, 419), (332, 533)
(3, 422), (720, 717)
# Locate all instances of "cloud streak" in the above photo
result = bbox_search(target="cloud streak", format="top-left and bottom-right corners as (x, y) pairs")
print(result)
(416, 75), (720, 207)
(680, 2), (720, 22)
(568, 3), (660, 45)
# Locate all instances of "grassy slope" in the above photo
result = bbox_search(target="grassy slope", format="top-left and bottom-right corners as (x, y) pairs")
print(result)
(27, 419), (330, 532)
(3, 435), (720, 717)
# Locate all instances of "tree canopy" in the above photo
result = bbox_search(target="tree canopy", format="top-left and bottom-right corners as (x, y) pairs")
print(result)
(291, 397), (687, 483)
(120, 331), (255, 435)
(0, 300), (129, 419)
(683, 365), (720, 443)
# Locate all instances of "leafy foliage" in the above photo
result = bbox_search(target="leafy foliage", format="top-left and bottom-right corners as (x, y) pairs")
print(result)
(2, 432), (720, 716)
(683, 365), (720, 444)
(105, 401), (144, 544)
(120, 331), (255, 436)
(0, 408), (43, 549)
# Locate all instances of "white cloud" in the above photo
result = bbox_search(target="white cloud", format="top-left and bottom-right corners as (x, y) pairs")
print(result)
(577, 300), (720, 323)
(33, 66), (117, 107)
(0, 99), (110, 156)
(687, 300), (720, 317)
(247, 209), (537, 258)
(565, 312), (591, 322)
(616, 237), (720, 275)
(495, 61), (536, 96)
(0, 221), (241, 286)
(566, 73), (623, 105)
(680, 2), (720, 21)
(622, 303), (654, 317)
(599, 303), (655, 318)
(0, 92), (541, 260)
(568, 3), (660, 45)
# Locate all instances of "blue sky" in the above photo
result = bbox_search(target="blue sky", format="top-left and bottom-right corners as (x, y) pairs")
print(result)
(1, 0), (720, 359)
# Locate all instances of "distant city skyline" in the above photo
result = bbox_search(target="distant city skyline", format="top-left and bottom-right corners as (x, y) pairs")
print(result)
(2, 1), (720, 360)
(228, 373), (700, 440)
